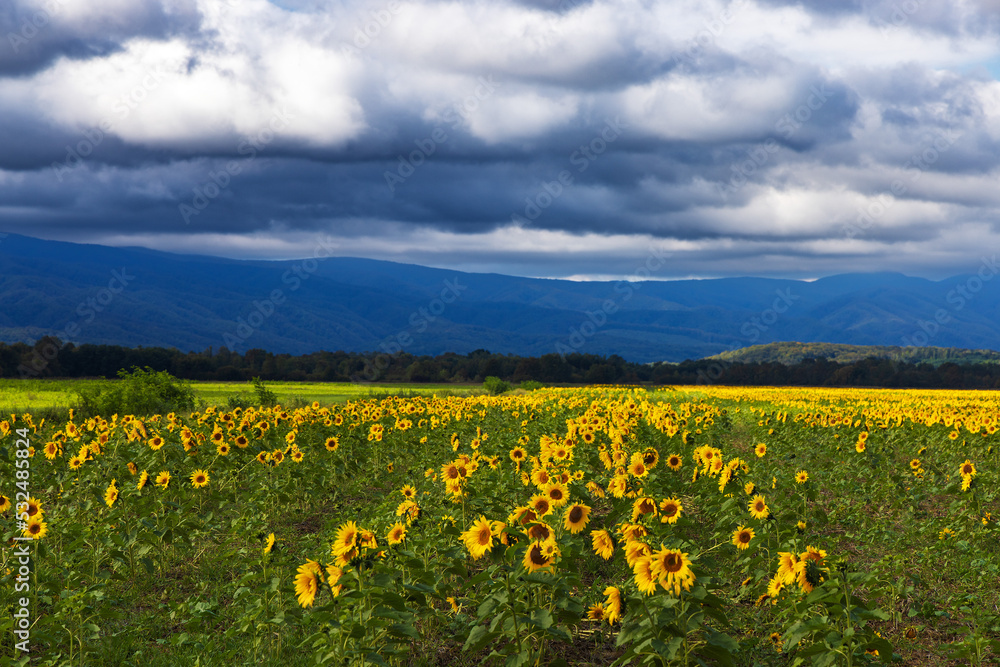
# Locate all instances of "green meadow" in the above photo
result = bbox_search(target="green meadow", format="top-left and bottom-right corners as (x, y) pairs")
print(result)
(0, 379), (474, 415)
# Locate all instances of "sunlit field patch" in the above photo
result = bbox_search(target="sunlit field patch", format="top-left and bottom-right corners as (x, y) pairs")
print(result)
(1, 385), (997, 665)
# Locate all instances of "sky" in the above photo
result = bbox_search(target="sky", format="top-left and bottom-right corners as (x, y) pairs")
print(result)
(1, 0), (999, 281)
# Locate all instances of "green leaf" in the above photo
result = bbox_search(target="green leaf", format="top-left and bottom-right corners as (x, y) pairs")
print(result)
(528, 608), (553, 630)
(464, 624), (498, 653)
(504, 651), (531, 667)
(388, 623), (419, 639)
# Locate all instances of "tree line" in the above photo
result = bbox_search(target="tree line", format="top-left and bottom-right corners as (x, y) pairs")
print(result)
(4, 337), (1000, 388)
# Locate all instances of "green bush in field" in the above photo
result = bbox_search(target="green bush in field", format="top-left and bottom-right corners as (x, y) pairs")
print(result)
(482, 375), (510, 395)
(519, 380), (544, 391)
(228, 377), (278, 409)
(76, 366), (196, 417)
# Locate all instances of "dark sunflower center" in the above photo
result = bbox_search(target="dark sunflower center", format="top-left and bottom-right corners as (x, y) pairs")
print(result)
(664, 554), (682, 573)
(529, 545), (547, 565)
(569, 507), (584, 523)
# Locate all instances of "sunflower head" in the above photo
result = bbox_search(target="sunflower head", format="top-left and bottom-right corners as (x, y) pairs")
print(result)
(190, 469), (210, 488)
(732, 525), (754, 550)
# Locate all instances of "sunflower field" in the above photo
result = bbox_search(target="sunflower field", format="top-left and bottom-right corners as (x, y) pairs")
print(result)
(2, 385), (999, 666)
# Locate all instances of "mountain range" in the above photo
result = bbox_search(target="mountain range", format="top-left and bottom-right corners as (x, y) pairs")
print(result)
(2, 232), (1000, 363)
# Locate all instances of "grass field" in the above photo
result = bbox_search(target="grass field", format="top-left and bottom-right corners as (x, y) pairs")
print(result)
(0, 379), (476, 414)
(1, 385), (998, 666)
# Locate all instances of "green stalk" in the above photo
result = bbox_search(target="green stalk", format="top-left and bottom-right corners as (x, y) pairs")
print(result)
(504, 570), (524, 655)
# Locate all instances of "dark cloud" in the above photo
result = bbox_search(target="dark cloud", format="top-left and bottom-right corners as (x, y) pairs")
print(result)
(0, 0), (202, 77)
(0, 0), (998, 280)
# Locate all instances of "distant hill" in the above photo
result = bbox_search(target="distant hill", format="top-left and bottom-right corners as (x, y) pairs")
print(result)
(706, 342), (1000, 366)
(3, 232), (1000, 362)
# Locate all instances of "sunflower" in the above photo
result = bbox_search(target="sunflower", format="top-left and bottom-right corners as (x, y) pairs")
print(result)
(509, 506), (538, 527)
(769, 632), (782, 650)
(23, 516), (48, 540)
(69, 455), (84, 470)
(510, 447), (528, 467)
(529, 494), (553, 517)
(633, 555), (658, 595)
(155, 471), (171, 489)
(909, 458), (921, 470)
(563, 503), (591, 534)
(256, 451), (269, 465)
(631, 497), (658, 523)
(732, 525), (755, 550)
(104, 480), (119, 508)
(324, 565), (344, 598)
(606, 476), (627, 498)
(271, 450), (285, 465)
(591, 529), (615, 560)
(754, 443), (767, 458)
(359, 529), (378, 550)
(959, 459), (976, 477)
(324, 437), (339, 451)
(24, 497), (43, 520)
(652, 499), (682, 527)
(621, 522), (648, 543)
(748, 494), (770, 520)
(291, 449), (304, 463)
(775, 552), (799, 585)
(586, 602), (606, 621)
(149, 436), (165, 451)
(624, 540), (652, 568)
(649, 547), (695, 596)
(0, 494), (10, 513)
(525, 520), (551, 542)
(855, 439), (866, 453)
(628, 453), (648, 478)
(264, 533), (277, 554)
(766, 577), (784, 601)
(642, 448), (659, 469)
(744, 481), (755, 495)
(235, 435), (249, 448)
(400, 484), (416, 499)
(531, 468), (551, 487)
(603, 586), (622, 624)
(441, 462), (461, 482)
(387, 522), (407, 545)
(217, 442), (231, 456)
(190, 469), (210, 489)
(294, 560), (323, 608)
(333, 521), (359, 556)
(544, 482), (570, 507)
(137, 470), (149, 490)
(666, 453), (682, 471)
(461, 515), (495, 560)
(796, 520), (807, 532)
(522, 540), (555, 572)
(44, 441), (60, 459)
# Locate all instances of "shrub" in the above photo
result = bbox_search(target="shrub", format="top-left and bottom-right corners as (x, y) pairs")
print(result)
(228, 377), (278, 409)
(483, 376), (510, 395)
(519, 380), (544, 391)
(77, 366), (196, 417)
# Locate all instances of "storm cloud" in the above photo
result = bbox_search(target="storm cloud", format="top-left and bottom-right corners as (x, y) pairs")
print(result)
(1, 0), (999, 279)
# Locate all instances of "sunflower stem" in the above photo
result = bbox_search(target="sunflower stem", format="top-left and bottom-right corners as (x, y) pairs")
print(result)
(504, 569), (524, 654)
(842, 568), (854, 667)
